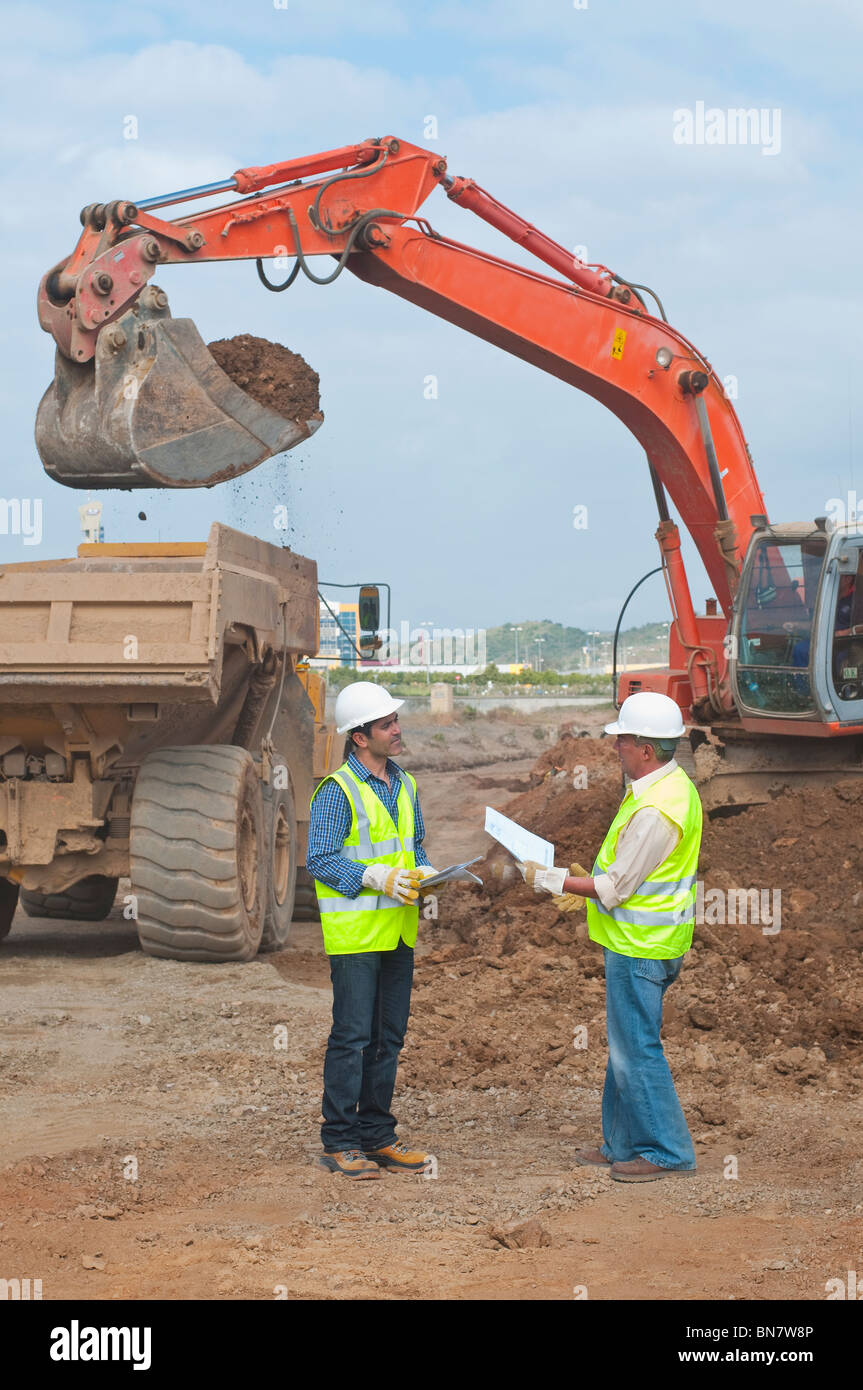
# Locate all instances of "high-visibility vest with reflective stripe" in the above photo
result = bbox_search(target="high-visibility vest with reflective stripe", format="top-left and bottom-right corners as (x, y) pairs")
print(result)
(311, 762), (419, 955)
(586, 764), (702, 959)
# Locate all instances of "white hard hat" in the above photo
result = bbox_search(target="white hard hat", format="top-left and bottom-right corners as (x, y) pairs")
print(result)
(335, 682), (404, 735)
(604, 691), (686, 739)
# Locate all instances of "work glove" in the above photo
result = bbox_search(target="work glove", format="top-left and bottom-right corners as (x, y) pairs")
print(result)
(518, 860), (568, 896)
(551, 862), (589, 913)
(362, 864), (422, 905)
(414, 866), (440, 895)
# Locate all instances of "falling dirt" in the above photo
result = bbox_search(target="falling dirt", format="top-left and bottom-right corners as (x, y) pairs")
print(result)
(208, 334), (321, 422)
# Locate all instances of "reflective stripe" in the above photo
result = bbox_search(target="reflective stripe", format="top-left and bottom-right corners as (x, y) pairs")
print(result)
(331, 771), (374, 858)
(342, 836), (407, 860)
(317, 894), (406, 914)
(606, 904), (695, 927)
(399, 772), (417, 814)
(633, 875), (697, 896)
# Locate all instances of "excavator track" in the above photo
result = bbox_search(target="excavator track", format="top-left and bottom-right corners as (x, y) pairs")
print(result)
(692, 724), (863, 814)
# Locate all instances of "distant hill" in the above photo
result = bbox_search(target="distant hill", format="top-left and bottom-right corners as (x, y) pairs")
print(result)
(485, 618), (672, 670)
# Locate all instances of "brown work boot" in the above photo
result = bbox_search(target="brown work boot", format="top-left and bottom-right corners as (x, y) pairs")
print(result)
(318, 1149), (382, 1179)
(611, 1157), (693, 1183)
(364, 1140), (431, 1172)
(574, 1147), (612, 1168)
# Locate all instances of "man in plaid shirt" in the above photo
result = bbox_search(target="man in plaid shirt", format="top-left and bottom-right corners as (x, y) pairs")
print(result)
(307, 682), (437, 1179)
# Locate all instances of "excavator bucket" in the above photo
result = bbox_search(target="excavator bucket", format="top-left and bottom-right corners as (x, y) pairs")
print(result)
(35, 298), (323, 489)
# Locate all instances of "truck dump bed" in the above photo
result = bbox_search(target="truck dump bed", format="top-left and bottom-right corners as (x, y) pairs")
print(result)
(0, 523), (318, 705)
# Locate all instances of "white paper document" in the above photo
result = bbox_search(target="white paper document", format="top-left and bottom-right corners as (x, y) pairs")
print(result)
(484, 807), (554, 867)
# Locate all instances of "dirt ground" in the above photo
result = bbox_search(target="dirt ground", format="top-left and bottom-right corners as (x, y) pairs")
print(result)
(1, 706), (860, 1302)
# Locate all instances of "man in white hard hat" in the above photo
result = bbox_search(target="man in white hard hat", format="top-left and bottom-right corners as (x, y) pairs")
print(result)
(306, 681), (438, 1179)
(520, 691), (702, 1182)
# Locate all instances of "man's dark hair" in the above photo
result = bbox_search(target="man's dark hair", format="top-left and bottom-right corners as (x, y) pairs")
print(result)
(344, 722), (373, 761)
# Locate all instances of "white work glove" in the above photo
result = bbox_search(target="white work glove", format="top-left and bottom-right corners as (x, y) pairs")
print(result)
(362, 864), (422, 905)
(552, 862), (590, 913)
(518, 860), (568, 896)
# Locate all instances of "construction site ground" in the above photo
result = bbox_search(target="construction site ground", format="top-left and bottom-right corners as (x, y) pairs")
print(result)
(1, 706), (860, 1302)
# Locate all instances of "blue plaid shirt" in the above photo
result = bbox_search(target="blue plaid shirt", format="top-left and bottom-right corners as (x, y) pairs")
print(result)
(306, 751), (430, 898)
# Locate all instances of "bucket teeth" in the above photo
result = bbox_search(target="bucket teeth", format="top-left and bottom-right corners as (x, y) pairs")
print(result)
(35, 302), (322, 489)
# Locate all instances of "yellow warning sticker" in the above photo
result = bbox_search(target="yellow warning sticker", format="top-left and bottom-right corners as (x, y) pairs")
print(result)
(611, 328), (627, 360)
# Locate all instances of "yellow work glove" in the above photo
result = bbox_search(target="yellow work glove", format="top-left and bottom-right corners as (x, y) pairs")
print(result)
(414, 866), (440, 895)
(518, 860), (568, 896)
(552, 862), (590, 913)
(361, 864), (422, 905)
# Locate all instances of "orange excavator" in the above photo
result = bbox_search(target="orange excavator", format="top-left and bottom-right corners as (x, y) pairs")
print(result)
(36, 137), (863, 806)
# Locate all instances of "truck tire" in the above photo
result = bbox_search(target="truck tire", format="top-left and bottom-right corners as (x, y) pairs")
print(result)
(19, 875), (119, 922)
(259, 755), (297, 953)
(293, 866), (321, 922)
(0, 878), (19, 941)
(131, 745), (265, 963)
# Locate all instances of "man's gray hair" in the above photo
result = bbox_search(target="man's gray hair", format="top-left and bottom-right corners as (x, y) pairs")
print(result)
(634, 735), (678, 764)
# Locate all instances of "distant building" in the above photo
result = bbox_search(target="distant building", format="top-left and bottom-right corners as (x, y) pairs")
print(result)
(315, 600), (360, 668)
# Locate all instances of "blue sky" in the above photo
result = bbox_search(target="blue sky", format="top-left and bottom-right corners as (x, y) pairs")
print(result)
(2, 0), (861, 634)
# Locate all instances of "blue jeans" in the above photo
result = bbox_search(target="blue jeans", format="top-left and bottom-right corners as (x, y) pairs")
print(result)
(321, 939), (414, 1153)
(600, 947), (696, 1170)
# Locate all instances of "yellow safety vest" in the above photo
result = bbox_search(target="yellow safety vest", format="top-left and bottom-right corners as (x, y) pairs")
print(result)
(586, 764), (702, 959)
(311, 761), (419, 956)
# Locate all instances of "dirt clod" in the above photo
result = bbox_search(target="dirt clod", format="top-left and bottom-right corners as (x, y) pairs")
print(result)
(489, 1217), (552, 1249)
(207, 334), (321, 422)
(689, 1005), (718, 1030)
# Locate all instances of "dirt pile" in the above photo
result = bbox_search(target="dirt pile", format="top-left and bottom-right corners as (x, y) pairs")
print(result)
(405, 732), (863, 1109)
(208, 334), (321, 422)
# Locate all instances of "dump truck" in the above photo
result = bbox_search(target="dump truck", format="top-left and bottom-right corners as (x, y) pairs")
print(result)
(0, 523), (338, 959)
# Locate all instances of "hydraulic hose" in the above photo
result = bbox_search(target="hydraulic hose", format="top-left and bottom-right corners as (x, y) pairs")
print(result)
(612, 567), (663, 707)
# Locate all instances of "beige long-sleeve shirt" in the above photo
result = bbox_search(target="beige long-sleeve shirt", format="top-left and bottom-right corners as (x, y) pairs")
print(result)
(592, 761), (681, 911)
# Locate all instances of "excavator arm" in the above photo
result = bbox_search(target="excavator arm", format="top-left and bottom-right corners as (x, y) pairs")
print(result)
(36, 136), (771, 715)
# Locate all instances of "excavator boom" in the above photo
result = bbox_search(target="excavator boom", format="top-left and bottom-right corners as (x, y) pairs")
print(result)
(37, 139), (763, 546)
(37, 135), (773, 714)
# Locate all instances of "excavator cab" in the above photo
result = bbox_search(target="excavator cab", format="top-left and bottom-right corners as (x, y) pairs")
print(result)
(731, 520), (863, 725)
